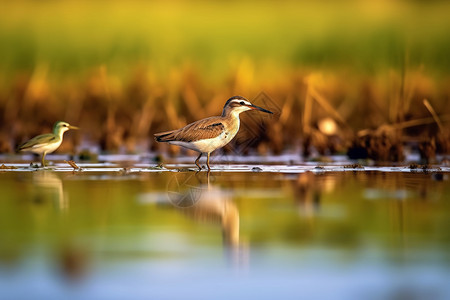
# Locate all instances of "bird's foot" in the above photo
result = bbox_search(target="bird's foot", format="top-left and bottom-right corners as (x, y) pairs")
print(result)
(40, 160), (51, 168)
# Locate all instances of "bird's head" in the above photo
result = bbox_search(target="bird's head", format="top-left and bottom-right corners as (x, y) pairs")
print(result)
(222, 96), (273, 117)
(53, 121), (79, 135)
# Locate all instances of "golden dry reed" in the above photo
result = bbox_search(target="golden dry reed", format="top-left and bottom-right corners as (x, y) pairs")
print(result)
(1, 64), (449, 163)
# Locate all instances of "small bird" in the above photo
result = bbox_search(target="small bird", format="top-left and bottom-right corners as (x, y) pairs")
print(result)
(17, 121), (79, 167)
(154, 96), (273, 171)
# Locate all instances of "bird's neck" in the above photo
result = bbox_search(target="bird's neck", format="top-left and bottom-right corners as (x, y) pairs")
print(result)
(222, 108), (241, 119)
(222, 110), (241, 133)
(54, 129), (66, 139)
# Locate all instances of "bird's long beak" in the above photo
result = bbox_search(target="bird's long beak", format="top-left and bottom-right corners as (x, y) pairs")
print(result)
(249, 104), (273, 114)
(68, 125), (79, 130)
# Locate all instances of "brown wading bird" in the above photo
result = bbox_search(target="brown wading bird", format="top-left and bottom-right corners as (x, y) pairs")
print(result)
(154, 96), (273, 171)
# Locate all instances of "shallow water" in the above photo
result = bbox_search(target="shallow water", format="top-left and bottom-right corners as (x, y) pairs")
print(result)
(1, 162), (450, 300)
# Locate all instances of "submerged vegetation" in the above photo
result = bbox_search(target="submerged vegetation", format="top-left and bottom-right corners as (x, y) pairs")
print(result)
(0, 0), (449, 162)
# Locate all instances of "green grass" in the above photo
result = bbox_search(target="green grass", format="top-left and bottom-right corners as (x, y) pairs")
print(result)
(1, 0), (450, 80)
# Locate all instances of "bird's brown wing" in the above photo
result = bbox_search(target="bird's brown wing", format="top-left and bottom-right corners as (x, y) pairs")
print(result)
(17, 133), (57, 151)
(154, 117), (225, 142)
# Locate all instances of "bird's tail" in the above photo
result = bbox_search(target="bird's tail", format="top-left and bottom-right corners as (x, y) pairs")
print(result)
(16, 142), (29, 152)
(154, 130), (176, 142)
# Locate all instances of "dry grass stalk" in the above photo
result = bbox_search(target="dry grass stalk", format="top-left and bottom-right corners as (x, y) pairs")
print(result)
(423, 99), (445, 133)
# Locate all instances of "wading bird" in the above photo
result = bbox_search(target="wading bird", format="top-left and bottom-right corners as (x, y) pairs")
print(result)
(17, 121), (79, 167)
(154, 96), (273, 171)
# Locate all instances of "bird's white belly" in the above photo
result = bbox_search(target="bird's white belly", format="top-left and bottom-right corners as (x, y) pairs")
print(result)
(169, 130), (235, 153)
(29, 141), (62, 155)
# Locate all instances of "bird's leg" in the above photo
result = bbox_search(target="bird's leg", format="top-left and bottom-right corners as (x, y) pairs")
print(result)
(195, 153), (202, 171)
(206, 153), (211, 172)
(41, 152), (47, 168)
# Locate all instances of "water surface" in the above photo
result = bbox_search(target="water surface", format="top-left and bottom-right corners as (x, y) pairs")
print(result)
(1, 166), (449, 300)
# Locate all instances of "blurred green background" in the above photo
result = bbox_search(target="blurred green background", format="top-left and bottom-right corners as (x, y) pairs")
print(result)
(2, 0), (450, 77)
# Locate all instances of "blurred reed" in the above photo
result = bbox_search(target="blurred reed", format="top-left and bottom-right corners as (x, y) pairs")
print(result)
(0, 63), (449, 163)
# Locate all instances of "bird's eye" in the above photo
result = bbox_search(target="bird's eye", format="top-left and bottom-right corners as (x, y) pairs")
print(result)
(240, 101), (245, 105)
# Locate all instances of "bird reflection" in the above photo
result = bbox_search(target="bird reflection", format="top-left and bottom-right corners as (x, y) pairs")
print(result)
(29, 172), (89, 281)
(166, 172), (242, 264)
(31, 171), (68, 212)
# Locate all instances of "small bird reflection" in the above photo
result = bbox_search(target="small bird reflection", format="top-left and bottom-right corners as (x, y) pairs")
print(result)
(166, 172), (243, 265)
(31, 171), (68, 212)
(29, 172), (89, 281)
